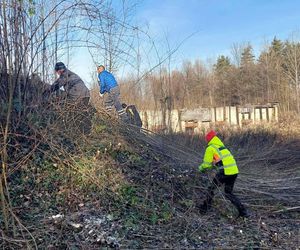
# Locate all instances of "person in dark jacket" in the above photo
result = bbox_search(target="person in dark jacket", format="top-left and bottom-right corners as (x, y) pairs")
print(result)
(122, 103), (142, 127)
(97, 65), (128, 122)
(46, 62), (92, 133)
(49, 62), (90, 104)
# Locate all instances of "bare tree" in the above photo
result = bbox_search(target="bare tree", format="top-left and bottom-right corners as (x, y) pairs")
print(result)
(282, 38), (300, 113)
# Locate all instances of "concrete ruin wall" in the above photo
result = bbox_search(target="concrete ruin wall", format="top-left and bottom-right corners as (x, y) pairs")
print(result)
(141, 104), (279, 133)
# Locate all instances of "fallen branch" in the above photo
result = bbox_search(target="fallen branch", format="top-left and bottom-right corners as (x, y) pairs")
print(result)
(273, 206), (300, 213)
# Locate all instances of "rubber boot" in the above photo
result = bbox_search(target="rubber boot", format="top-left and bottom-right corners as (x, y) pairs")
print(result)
(238, 208), (250, 218)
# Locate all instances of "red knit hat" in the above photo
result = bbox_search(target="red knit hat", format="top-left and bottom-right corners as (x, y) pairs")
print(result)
(205, 130), (216, 142)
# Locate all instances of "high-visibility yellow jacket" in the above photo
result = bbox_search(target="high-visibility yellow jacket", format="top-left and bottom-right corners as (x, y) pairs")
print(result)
(199, 136), (239, 175)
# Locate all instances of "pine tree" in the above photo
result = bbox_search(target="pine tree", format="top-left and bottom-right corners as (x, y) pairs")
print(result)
(214, 55), (231, 75)
(270, 37), (283, 55)
(213, 56), (233, 106)
(241, 45), (255, 68)
(239, 45), (257, 104)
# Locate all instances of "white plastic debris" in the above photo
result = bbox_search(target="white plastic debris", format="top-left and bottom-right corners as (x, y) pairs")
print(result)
(50, 214), (64, 224)
(68, 222), (82, 229)
(84, 217), (105, 226)
(51, 214), (64, 219)
(107, 214), (114, 221)
(107, 236), (116, 244)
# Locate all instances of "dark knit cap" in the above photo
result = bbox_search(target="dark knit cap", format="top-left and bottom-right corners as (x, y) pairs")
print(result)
(55, 62), (66, 71)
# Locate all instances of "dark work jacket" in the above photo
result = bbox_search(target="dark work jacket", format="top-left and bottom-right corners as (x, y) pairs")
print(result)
(51, 69), (90, 100)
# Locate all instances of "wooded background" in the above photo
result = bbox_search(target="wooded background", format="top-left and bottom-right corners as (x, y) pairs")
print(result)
(120, 38), (300, 115)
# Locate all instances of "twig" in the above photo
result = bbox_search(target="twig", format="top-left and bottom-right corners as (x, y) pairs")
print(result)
(273, 206), (300, 213)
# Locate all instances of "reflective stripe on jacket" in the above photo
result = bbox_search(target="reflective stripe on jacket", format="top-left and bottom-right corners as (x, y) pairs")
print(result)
(200, 136), (239, 175)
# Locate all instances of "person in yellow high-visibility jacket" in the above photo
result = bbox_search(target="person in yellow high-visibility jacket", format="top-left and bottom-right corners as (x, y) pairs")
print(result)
(199, 130), (249, 217)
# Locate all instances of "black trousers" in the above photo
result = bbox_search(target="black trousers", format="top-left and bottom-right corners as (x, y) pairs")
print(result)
(204, 170), (246, 214)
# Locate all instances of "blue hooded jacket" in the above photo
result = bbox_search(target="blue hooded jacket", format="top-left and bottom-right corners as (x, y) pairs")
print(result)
(98, 70), (118, 94)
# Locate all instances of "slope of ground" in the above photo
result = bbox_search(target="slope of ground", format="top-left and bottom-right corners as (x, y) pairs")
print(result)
(1, 105), (299, 249)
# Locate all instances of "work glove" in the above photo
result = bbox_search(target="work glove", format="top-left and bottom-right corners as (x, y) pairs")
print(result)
(50, 83), (59, 92)
(99, 92), (104, 98)
(199, 164), (206, 173)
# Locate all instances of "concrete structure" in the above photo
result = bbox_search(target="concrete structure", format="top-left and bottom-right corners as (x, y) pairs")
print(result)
(141, 103), (279, 133)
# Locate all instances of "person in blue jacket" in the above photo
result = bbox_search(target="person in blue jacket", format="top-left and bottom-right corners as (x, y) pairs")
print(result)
(97, 65), (128, 122)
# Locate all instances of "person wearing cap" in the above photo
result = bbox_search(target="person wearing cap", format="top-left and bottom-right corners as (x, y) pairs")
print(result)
(49, 62), (90, 104)
(198, 130), (249, 217)
(46, 62), (92, 133)
(97, 65), (128, 122)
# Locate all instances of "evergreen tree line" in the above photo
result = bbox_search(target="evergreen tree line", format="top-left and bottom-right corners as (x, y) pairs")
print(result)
(121, 37), (300, 114)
